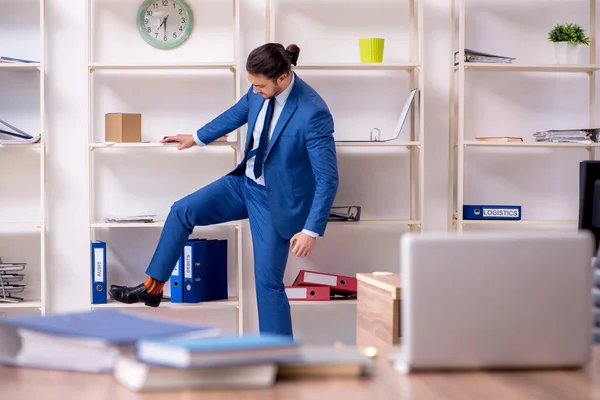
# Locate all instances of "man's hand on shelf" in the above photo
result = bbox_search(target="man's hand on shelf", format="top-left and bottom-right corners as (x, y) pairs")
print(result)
(161, 134), (196, 150)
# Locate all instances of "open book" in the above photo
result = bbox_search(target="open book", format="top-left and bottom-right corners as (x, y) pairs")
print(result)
(0, 118), (41, 145)
(0, 56), (38, 63)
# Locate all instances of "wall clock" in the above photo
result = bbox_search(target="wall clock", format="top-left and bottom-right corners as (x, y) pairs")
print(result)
(137, 0), (194, 49)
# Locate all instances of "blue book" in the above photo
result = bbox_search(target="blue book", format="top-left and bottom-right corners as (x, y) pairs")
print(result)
(0, 309), (219, 345)
(0, 310), (220, 372)
(136, 333), (299, 368)
(91, 240), (107, 304)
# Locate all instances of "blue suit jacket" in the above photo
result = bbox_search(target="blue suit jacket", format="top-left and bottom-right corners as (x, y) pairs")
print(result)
(196, 73), (339, 240)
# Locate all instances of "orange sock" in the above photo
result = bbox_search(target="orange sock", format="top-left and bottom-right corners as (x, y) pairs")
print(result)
(144, 276), (165, 295)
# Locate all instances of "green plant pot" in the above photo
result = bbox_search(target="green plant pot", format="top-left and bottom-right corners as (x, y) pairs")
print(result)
(359, 38), (385, 63)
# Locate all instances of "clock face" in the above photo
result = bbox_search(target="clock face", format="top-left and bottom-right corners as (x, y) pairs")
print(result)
(137, 0), (193, 49)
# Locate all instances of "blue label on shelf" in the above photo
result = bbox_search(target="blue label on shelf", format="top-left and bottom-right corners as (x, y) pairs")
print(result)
(463, 205), (521, 220)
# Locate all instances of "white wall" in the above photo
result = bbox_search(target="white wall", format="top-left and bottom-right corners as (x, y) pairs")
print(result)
(2, 0), (594, 343)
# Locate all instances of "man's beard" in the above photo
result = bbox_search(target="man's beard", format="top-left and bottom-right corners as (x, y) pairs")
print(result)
(270, 83), (282, 98)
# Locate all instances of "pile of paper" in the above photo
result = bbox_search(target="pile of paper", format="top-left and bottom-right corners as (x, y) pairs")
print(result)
(103, 215), (156, 223)
(0, 258), (26, 303)
(454, 48), (516, 64)
(533, 128), (600, 144)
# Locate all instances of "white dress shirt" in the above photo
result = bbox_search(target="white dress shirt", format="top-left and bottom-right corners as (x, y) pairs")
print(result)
(245, 72), (295, 187)
(193, 73), (318, 238)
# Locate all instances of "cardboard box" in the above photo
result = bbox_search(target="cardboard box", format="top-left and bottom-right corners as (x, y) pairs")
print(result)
(105, 113), (141, 142)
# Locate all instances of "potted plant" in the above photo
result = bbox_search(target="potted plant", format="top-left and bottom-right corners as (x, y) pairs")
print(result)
(547, 23), (590, 64)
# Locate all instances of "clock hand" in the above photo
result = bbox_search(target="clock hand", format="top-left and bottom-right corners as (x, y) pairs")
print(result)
(157, 17), (165, 32)
(164, 15), (168, 37)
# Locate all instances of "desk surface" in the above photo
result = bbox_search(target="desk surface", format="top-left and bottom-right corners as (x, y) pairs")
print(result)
(357, 272), (401, 299)
(5, 347), (600, 399)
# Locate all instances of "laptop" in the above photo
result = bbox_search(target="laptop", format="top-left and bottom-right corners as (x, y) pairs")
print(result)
(335, 88), (417, 143)
(395, 231), (595, 373)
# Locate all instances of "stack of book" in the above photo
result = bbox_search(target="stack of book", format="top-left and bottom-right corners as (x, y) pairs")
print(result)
(0, 258), (26, 303)
(0, 309), (373, 392)
(285, 270), (357, 301)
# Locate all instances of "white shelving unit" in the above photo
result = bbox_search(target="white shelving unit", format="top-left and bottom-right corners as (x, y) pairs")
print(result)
(266, 0), (424, 343)
(85, 0), (244, 334)
(0, 0), (47, 316)
(448, 0), (598, 231)
(267, 0), (425, 230)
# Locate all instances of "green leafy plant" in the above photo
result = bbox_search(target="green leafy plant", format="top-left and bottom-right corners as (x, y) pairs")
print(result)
(547, 23), (590, 45)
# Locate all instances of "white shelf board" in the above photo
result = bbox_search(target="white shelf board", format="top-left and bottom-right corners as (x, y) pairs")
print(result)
(0, 143), (42, 149)
(0, 63), (41, 71)
(92, 219), (416, 229)
(0, 300), (42, 309)
(89, 141), (235, 149)
(90, 220), (242, 229)
(460, 219), (577, 225)
(88, 63), (236, 71)
(335, 140), (420, 148)
(92, 297), (239, 309)
(328, 220), (421, 227)
(463, 140), (596, 148)
(456, 62), (600, 73)
(0, 222), (42, 230)
(294, 63), (419, 71)
(289, 299), (357, 306)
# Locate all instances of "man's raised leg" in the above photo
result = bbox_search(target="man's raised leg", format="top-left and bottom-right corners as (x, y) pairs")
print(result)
(109, 174), (248, 307)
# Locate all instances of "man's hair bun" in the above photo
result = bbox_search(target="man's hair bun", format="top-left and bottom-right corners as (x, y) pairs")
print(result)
(286, 44), (300, 66)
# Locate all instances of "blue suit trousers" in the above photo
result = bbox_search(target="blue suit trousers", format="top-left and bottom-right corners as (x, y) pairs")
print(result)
(145, 174), (293, 337)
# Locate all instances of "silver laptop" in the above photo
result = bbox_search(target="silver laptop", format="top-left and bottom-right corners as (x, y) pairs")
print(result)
(395, 231), (595, 373)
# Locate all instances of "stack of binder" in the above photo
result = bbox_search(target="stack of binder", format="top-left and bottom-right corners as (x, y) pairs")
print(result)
(285, 270), (357, 301)
(170, 238), (228, 303)
(91, 239), (229, 305)
(0, 257), (26, 303)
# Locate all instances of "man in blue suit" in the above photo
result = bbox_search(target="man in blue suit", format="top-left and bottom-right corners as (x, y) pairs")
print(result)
(109, 43), (339, 337)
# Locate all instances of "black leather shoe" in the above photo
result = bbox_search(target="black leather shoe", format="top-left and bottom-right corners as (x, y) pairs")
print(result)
(108, 283), (163, 308)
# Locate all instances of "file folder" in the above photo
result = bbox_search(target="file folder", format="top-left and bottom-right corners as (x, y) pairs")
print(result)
(91, 241), (107, 304)
(285, 286), (330, 301)
(170, 255), (183, 303)
(293, 270), (357, 295)
(463, 205), (521, 220)
(183, 239), (228, 303)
